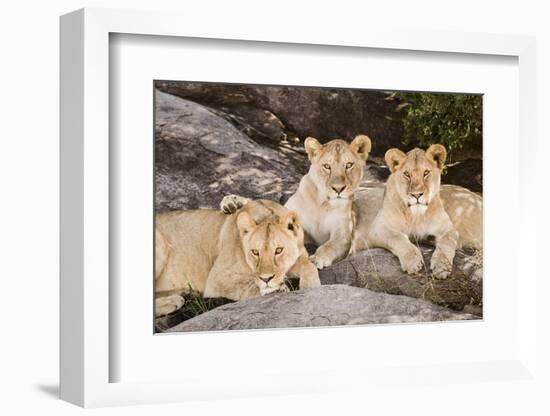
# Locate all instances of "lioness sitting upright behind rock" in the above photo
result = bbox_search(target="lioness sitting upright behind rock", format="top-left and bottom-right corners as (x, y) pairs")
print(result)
(221, 135), (372, 270)
(352, 144), (482, 279)
(155, 200), (320, 317)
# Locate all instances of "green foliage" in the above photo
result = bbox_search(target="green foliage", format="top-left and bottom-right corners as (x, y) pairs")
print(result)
(392, 92), (482, 155)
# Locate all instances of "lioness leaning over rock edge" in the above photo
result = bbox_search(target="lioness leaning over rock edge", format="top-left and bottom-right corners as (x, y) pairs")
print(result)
(155, 199), (320, 317)
(351, 144), (482, 279)
(221, 134), (372, 270)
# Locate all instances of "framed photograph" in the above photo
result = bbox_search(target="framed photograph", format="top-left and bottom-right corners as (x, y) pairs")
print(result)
(60, 8), (538, 408)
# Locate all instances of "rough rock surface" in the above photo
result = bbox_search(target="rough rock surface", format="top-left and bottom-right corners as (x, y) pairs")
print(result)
(155, 90), (307, 211)
(155, 81), (406, 156)
(319, 247), (482, 313)
(165, 285), (478, 332)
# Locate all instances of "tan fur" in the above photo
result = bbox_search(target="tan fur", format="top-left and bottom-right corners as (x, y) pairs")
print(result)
(155, 200), (320, 317)
(352, 144), (482, 279)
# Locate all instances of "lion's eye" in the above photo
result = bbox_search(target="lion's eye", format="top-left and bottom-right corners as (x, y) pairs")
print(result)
(424, 170), (431, 177)
(275, 247), (284, 255)
(345, 162), (354, 169)
(403, 171), (411, 179)
(322, 164), (331, 170)
(251, 249), (259, 256)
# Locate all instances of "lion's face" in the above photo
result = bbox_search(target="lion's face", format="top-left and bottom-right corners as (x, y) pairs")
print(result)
(385, 144), (447, 215)
(304, 135), (372, 204)
(237, 210), (302, 293)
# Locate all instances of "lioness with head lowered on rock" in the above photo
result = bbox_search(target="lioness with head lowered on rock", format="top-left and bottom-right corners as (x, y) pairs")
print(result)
(221, 134), (372, 270)
(351, 144), (482, 279)
(155, 199), (320, 317)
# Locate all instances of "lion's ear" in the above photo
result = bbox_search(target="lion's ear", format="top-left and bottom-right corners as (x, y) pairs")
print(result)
(284, 211), (301, 236)
(236, 212), (257, 237)
(385, 148), (407, 173)
(304, 137), (323, 161)
(350, 134), (372, 160)
(425, 144), (447, 170)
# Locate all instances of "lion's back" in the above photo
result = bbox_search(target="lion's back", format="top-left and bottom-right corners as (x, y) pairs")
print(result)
(155, 209), (229, 293)
(440, 184), (482, 249)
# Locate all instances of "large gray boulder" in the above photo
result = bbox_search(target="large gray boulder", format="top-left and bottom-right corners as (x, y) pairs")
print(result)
(155, 81), (406, 156)
(165, 285), (477, 332)
(155, 90), (308, 211)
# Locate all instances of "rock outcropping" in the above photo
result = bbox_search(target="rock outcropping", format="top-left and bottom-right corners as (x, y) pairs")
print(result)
(156, 81), (405, 155)
(155, 90), (307, 211)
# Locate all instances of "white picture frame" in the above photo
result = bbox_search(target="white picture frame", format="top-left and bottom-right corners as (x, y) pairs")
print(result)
(60, 7), (538, 408)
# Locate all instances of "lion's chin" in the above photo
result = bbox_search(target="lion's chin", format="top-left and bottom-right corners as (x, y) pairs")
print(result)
(408, 204), (428, 216)
(328, 196), (350, 206)
(259, 284), (285, 296)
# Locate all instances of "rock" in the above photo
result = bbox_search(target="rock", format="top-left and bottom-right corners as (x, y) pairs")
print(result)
(444, 159), (483, 193)
(164, 285), (478, 332)
(319, 247), (482, 312)
(155, 81), (406, 156)
(155, 90), (307, 211)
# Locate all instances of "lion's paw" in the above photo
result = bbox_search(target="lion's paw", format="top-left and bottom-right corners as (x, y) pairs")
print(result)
(220, 195), (248, 214)
(155, 295), (185, 318)
(260, 285), (285, 296)
(310, 253), (333, 270)
(399, 247), (424, 274)
(299, 276), (321, 289)
(277, 284), (290, 293)
(431, 250), (453, 279)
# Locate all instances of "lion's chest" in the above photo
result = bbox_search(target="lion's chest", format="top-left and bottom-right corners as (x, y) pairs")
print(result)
(302, 206), (350, 246)
(405, 215), (442, 240)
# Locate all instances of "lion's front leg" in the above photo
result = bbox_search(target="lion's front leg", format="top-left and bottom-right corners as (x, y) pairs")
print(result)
(204, 269), (261, 300)
(310, 228), (352, 270)
(230, 276), (288, 298)
(349, 228), (369, 256)
(288, 253), (321, 289)
(431, 227), (459, 279)
(382, 233), (424, 275)
(234, 278), (263, 298)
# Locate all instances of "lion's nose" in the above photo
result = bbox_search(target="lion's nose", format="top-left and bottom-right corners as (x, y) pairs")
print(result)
(410, 192), (424, 200)
(259, 274), (275, 284)
(332, 185), (346, 194)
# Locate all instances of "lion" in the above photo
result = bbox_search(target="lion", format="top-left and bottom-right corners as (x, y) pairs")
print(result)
(221, 135), (372, 270)
(155, 199), (320, 317)
(351, 144), (482, 279)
